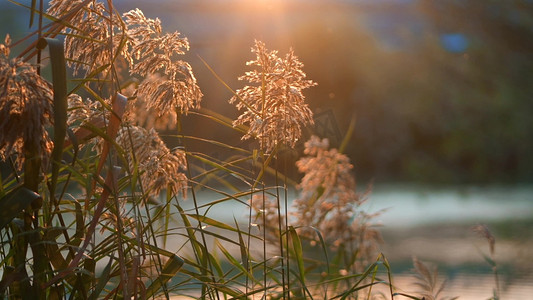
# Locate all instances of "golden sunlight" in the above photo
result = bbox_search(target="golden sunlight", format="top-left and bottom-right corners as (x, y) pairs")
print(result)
(239, 0), (286, 12)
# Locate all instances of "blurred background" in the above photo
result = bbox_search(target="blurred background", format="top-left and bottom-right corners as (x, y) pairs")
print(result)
(1, 0), (532, 298)
(116, 0), (533, 185)
(3, 0), (532, 184)
(133, 0), (533, 185)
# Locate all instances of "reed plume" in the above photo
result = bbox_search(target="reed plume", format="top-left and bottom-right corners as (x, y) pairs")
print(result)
(231, 40), (316, 152)
(411, 257), (458, 300)
(0, 34), (54, 169)
(66, 93), (107, 127)
(116, 125), (188, 198)
(47, 0), (127, 76)
(48, 2), (203, 126)
(294, 136), (381, 263)
(124, 8), (203, 124)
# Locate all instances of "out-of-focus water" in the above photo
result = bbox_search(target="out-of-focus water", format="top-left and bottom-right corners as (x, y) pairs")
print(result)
(361, 184), (533, 226)
(185, 184), (533, 227)
(175, 184), (533, 299)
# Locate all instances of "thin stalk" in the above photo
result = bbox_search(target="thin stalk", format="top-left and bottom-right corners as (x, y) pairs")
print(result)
(492, 253), (501, 300)
(177, 111), (220, 300)
(23, 140), (47, 299)
(197, 55), (260, 117)
(104, 4), (129, 296)
(285, 166), (291, 300)
(261, 70), (267, 298)
(37, 0), (43, 73)
(123, 124), (170, 298)
(46, 145), (78, 260)
(262, 184), (267, 297)
(245, 179), (254, 295)
(111, 169), (129, 298)
(274, 160), (286, 297)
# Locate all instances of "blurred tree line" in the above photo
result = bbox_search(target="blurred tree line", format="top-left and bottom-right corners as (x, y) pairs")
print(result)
(2, 0), (532, 184)
(287, 0), (533, 184)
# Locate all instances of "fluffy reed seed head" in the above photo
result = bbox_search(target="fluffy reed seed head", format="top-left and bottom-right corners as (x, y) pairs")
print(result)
(47, 0), (128, 76)
(231, 40), (316, 152)
(294, 136), (381, 256)
(101, 195), (137, 237)
(472, 224), (496, 256)
(123, 93), (178, 130)
(116, 125), (188, 198)
(66, 93), (106, 127)
(294, 136), (360, 219)
(49, 3), (203, 126)
(123, 9), (202, 120)
(0, 34), (54, 169)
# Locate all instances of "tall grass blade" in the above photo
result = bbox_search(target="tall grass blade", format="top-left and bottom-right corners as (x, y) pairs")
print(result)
(288, 226), (305, 282)
(188, 214), (241, 233)
(288, 225), (311, 298)
(234, 218), (250, 274)
(42, 228), (68, 270)
(333, 260), (380, 300)
(36, 37), (67, 198)
(338, 115), (356, 154)
(0, 187), (41, 228)
(47, 285), (64, 300)
(392, 293), (424, 300)
(29, 0), (36, 27)
(198, 55), (259, 116)
(215, 240), (259, 286)
(310, 226), (330, 276)
(146, 254), (185, 298)
(94, 93), (128, 177)
(380, 254), (395, 300)
(88, 255), (114, 300)
(46, 164), (119, 287)
(192, 108), (248, 133)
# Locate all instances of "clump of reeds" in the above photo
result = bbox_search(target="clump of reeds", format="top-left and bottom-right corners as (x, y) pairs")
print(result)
(0, 1), (399, 299)
(249, 134), (384, 298)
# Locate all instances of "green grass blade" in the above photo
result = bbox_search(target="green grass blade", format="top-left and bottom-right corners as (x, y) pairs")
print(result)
(29, 0), (36, 27)
(338, 115), (356, 154)
(332, 260), (381, 300)
(234, 218), (250, 274)
(146, 254), (184, 298)
(187, 214), (240, 233)
(68, 63), (111, 95)
(188, 226), (242, 246)
(392, 293), (424, 300)
(36, 38), (67, 198)
(175, 204), (204, 262)
(215, 240), (259, 286)
(169, 135), (250, 155)
(88, 255), (114, 300)
(288, 226), (306, 287)
(42, 228), (68, 270)
(94, 92), (128, 176)
(309, 226), (330, 276)
(0, 187), (41, 228)
(380, 254), (395, 300)
(188, 153), (242, 179)
(193, 108), (248, 133)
